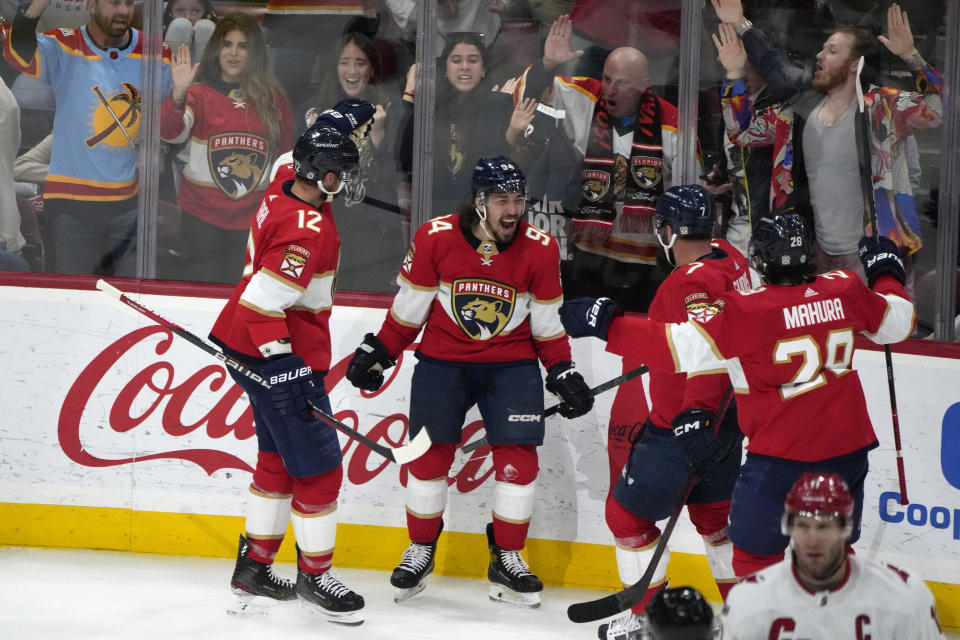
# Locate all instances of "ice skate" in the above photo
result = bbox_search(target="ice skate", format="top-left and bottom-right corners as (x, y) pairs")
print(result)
(296, 567), (365, 625)
(227, 534), (296, 616)
(486, 523), (543, 608)
(597, 612), (645, 640)
(391, 521), (443, 602)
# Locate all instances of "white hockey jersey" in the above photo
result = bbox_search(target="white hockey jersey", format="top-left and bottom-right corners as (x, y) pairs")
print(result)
(720, 555), (943, 639)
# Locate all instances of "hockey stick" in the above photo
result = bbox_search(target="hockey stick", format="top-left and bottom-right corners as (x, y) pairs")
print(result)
(566, 385), (735, 623)
(856, 56), (908, 505)
(95, 279), (432, 465)
(459, 364), (650, 454)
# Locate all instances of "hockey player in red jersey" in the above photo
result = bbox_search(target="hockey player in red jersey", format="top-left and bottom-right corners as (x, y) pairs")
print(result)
(595, 185), (755, 640)
(345, 156), (594, 607)
(722, 473), (944, 639)
(560, 213), (915, 581)
(209, 101), (374, 625)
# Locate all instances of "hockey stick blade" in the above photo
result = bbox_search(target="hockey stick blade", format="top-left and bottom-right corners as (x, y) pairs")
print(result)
(459, 365), (649, 454)
(308, 403), (432, 465)
(567, 496), (686, 623)
(97, 279), (427, 465)
(566, 386), (735, 623)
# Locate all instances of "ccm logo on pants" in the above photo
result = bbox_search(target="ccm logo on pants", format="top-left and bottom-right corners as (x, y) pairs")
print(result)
(508, 414), (541, 422)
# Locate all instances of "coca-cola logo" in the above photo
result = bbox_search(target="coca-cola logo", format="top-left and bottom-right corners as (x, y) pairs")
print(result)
(59, 326), (495, 491)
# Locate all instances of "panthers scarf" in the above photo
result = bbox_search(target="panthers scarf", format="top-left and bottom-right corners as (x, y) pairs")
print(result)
(573, 89), (665, 254)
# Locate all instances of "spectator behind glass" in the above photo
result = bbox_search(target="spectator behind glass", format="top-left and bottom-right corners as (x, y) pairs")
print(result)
(714, 3), (943, 297)
(0, 76), (29, 272)
(3, 0), (173, 276)
(397, 33), (492, 231)
(262, 0), (377, 110)
(161, 12), (294, 284)
(516, 15), (683, 312)
(301, 32), (404, 293)
(163, 0), (216, 61)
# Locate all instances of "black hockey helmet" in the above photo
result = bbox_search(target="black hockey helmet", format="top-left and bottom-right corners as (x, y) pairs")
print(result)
(471, 156), (528, 200)
(749, 212), (810, 277)
(292, 122), (360, 187)
(645, 587), (715, 640)
(655, 185), (716, 239)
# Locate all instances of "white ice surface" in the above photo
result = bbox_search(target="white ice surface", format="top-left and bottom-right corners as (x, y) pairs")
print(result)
(3, 547), (956, 639)
(0, 547), (618, 640)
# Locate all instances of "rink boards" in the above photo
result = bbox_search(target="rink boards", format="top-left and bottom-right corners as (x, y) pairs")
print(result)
(1, 278), (959, 629)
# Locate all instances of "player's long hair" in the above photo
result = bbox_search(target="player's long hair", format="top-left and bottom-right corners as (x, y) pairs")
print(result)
(196, 12), (285, 162)
(760, 263), (818, 287)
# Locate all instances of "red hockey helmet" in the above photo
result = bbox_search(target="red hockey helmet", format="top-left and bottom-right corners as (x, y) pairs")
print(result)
(781, 473), (855, 535)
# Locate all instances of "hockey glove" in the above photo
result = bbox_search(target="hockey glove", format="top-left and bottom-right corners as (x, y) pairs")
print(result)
(671, 408), (725, 477)
(559, 297), (623, 341)
(545, 361), (594, 419)
(858, 235), (905, 288)
(316, 99), (376, 136)
(261, 355), (320, 419)
(346, 333), (396, 391)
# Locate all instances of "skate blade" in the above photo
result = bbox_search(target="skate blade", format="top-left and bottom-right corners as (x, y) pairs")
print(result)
(393, 581), (427, 603)
(227, 591), (292, 617)
(488, 583), (541, 608)
(298, 600), (365, 626)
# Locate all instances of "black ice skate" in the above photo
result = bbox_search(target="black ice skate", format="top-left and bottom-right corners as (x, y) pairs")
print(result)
(391, 521), (444, 602)
(486, 523), (543, 608)
(598, 612), (645, 640)
(227, 534), (296, 616)
(296, 567), (365, 626)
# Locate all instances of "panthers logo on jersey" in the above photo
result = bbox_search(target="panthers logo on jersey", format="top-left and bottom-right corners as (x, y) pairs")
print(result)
(632, 156), (663, 189)
(209, 132), (268, 200)
(582, 170), (611, 202)
(452, 278), (516, 340)
(686, 299), (726, 324)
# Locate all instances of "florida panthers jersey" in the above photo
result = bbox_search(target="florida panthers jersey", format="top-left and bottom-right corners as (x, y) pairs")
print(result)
(160, 83), (294, 229)
(607, 271), (914, 461)
(646, 238), (754, 430)
(376, 214), (572, 369)
(210, 165), (340, 371)
(721, 556), (944, 639)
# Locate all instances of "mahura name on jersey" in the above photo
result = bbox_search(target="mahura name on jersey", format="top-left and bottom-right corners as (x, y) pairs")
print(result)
(453, 278), (516, 340)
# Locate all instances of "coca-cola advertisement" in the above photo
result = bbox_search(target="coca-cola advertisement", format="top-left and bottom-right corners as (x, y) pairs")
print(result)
(4, 283), (960, 590)
(0, 285), (625, 545)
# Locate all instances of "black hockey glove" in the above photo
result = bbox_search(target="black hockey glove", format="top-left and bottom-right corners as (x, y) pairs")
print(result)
(858, 235), (905, 288)
(671, 408), (725, 477)
(261, 355), (320, 419)
(559, 297), (623, 341)
(545, 361), (594, 419)
(346, 333), (396, 391)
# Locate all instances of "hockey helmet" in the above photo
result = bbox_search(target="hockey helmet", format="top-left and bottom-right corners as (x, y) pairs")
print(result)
(292, 122), (360, 192)
(645, 587), (715, 640)
(749, 213), (810, 276)
(654, 185), (716, 239)
(781, 473), (855, 535)
(471, 156), (528, 200)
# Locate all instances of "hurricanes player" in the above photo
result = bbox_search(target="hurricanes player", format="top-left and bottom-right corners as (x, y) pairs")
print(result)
(722, 473), (944, 639)
(560, 213), (915, 580)
(345, 156), (594, 607)
(585, 185), (754, 640)
(209, 102), (373, 625)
